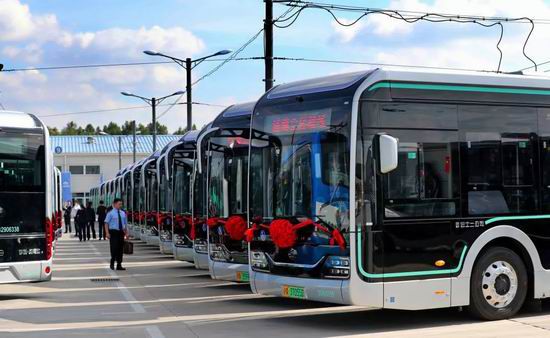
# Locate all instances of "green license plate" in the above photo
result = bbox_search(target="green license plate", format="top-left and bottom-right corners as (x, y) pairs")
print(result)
(236, 271), (249, 282)
(282, 285), (306, 299)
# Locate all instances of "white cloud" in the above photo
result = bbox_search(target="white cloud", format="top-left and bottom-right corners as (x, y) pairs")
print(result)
(74, 26), (204, 59)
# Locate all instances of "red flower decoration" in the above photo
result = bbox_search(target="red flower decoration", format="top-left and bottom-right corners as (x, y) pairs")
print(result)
(207, 217), (219, 229)
(269, 219), (296, 249)
(225, 216), (247, 241)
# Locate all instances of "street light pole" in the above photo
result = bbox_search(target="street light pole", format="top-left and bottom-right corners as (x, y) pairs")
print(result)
(132, 120), (136, 163)
(151, 97), (157, 152)
(120, 91), (183, 154)
(118, 135), (122, 170)
(185, 58), (192, 131)
(143, 49), (232, 132)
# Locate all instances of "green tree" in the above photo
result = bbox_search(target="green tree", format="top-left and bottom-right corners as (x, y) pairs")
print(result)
(102, 122), (122, 135)
(121, 121), (135, 135)
(84, 124), (95, 135)
(144, 122), (168, 135)
(48, 127), (60, 135)
(61, 121), (80, 135)
(174, 124), (197, 135)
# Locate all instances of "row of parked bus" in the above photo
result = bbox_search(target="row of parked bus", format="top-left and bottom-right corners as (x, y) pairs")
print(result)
(91, 68), (550, 320)
(0, 111), (64, 284)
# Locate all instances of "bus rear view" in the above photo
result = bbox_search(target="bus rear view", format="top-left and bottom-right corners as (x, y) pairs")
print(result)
(0, 111), (53, 283)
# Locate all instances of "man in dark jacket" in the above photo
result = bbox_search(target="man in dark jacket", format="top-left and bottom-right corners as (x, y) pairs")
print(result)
(85, 202), (96, 240)
(75, 206), (87, 241)
(96, 200), (107, 240)
(63, 203), (72, 234)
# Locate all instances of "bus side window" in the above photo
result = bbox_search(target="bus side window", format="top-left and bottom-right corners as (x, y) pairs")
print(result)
(460, 105), (538, 216)
(382, 130), (459, 219)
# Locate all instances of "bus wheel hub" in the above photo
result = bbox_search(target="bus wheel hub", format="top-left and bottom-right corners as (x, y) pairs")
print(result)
(481, 260), (518, 308)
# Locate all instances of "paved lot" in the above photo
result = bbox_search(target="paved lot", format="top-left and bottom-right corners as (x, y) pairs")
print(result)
(2, 235), (550, 337)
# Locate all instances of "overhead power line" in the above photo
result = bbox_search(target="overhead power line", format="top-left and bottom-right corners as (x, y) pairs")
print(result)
(155, 28), (265, 120)
(274, 0), (539, 72)
(38, 101), (227, 118)
(0, 57), (263, 73)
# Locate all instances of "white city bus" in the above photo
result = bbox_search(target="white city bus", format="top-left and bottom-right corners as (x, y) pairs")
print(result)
(0, 111), (54, 283)
(248, 68), (550, 320)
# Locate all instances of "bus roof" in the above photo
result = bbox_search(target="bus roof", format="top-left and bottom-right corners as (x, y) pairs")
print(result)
(0, 111), (43, 129)
(264, 68), (550, 101)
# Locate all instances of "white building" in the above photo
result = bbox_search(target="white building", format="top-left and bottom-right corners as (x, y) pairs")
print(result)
(51, 135), (181, 204)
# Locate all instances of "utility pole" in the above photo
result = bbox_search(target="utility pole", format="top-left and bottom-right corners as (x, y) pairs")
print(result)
(118, 135), (122, 170)
(264, 0), (274, 92)
(152, 97), (157, 152)
(185, 58), (192, 132)
(132, 120), (136, 163)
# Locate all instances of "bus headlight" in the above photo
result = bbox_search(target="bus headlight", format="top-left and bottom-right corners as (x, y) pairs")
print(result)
(210, 244), (229, 261)
(160, 230), (171, 241)
(251, 251), (269, 270)
(194, 240), (208, 254)
(323, 256), (350, 278)
(173, 234), (184, 245)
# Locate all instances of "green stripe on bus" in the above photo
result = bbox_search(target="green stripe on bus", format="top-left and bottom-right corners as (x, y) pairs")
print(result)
(485, 214), (550, 225)
(368, 82), (550, 96)
(356, 229), (468, 279)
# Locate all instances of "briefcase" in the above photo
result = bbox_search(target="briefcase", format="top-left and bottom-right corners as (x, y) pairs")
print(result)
(123, 241), (133, 255)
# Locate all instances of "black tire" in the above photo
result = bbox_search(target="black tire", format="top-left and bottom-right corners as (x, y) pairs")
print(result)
(468, 246), (528, 320)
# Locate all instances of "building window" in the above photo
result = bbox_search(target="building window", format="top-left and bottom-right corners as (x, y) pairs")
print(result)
(85, 165), (100, 175)
(69, 165), (84, 175)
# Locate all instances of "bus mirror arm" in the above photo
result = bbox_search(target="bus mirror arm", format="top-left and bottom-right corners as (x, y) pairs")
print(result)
(377, 134), (399, 174)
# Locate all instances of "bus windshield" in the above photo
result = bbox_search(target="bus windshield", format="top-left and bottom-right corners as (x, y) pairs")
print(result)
(174, 160), (193, 215)
(208, 137), (248, 218)
(249, 97), (351, 230)
(0, 132), (45, 235)
(0, 134), (44, 192)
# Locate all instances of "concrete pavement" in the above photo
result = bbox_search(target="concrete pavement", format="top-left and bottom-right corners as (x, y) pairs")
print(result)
(1, 234), (550, 337)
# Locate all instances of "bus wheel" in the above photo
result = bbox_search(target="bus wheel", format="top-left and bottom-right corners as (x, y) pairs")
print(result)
(468, 247), (527, 320)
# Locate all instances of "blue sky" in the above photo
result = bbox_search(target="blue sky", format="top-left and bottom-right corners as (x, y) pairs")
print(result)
(1, 0), (550, 131)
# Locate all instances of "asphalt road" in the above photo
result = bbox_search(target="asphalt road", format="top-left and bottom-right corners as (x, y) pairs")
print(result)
(2, 234), (550, 338)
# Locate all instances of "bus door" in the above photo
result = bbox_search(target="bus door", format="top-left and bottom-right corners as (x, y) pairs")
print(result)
(376, 130), (459, 309)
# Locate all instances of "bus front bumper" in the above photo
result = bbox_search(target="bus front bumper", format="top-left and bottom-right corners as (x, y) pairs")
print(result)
(0, 259), (52, 284)
(193, 251), (209, 270)
(251, 270), (350, 304)
(209, 260), (249, 282)
(160, 240), (173, 255)
(146, 235), (160, 246)
(173, 245), (194, 262)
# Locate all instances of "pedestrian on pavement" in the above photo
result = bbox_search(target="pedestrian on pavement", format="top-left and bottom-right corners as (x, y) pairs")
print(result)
(96, 200), (107, 240)
(75, 203), (90, 242)
(63, 202), (72, 234)
(104, 198), (128, 271)
(86, 201), (96, 240)
(71, 201), (81, 237)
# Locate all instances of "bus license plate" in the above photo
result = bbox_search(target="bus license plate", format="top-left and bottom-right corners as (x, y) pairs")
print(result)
(282, 285), (306, 299)
(236, 271), (249, 282)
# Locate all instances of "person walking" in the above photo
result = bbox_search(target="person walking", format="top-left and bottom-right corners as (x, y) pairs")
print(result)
(71, 201), (81, 237)
(85, 201), (96, 240)
(104, 198), (128, 271)
(63, 202), (72, 234)
(96, 200), (107, 240)
(75, 204), (87, 241)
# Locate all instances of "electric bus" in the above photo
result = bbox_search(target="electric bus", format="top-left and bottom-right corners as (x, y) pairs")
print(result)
(158, 140), (183, 255)
(130, 158), (147, 240)
(247, 68), (550, 320)
(193, 123), (215, 269)
(171, 131), (200, 262)
(0, 111), (54, 283)
(199, 102), (254, 281)
(53, 167), (63, 239)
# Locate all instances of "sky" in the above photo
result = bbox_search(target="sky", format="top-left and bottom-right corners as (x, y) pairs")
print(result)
(1, 0), (550, 132)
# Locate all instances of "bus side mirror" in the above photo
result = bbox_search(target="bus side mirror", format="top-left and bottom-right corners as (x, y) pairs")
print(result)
(378, 134), (398, 174)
